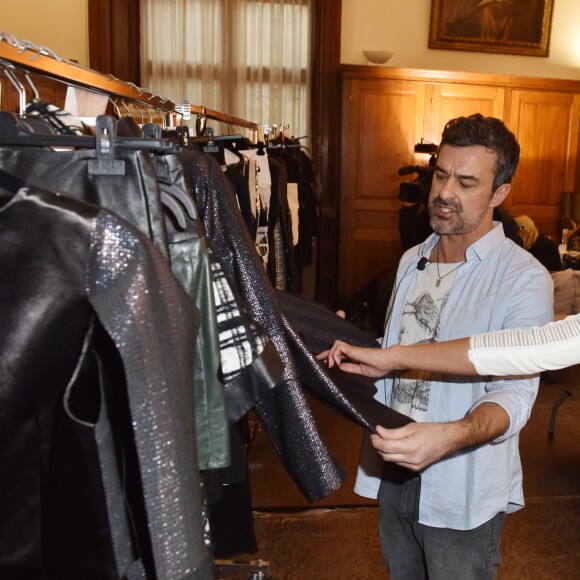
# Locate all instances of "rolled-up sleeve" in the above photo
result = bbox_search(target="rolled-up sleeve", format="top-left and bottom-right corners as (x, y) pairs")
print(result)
(471, 375), (539, 441)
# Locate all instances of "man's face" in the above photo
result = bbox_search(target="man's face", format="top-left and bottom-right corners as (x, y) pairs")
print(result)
(428, 144), (503, 238)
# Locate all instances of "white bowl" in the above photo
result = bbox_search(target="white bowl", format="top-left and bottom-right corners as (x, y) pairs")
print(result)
(363, 50), (393, 65)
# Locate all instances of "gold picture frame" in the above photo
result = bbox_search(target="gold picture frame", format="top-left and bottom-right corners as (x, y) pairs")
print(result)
(429, 0), (555, 57)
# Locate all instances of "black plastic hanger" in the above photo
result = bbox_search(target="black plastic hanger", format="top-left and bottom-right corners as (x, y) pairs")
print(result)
(0, 112), (178, 159)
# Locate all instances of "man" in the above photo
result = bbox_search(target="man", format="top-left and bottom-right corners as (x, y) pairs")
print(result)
(353, 114), (553, 578)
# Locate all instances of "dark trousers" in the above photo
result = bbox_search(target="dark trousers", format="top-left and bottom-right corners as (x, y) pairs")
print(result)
(378, 473), (506, 579)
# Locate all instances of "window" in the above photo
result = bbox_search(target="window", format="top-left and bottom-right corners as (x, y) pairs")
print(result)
(140, 0), (311, 141)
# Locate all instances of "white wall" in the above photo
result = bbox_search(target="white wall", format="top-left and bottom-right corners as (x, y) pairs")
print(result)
(341, 0), (580, 80)
(0, 0), (88, 66)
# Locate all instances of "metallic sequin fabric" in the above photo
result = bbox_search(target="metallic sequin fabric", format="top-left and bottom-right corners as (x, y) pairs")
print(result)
(183, 150), (345, 501)
(0, 186), (211, 578)
(89, 211), (212, 578)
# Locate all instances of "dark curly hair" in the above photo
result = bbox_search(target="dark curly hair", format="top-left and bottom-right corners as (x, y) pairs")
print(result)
(439, 113), (520, 191)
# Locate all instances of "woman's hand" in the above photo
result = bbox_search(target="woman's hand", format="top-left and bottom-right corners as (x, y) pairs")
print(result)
(316, 340), (397, 378)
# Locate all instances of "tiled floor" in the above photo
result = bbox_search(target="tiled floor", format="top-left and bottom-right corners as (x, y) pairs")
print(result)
(222, 378), (580, 579)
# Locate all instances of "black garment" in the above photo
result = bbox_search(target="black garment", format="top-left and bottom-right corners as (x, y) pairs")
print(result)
(276, 289), (414, 430)
(0, 146), (170, 259)
(268, 148), (318, 291)
(268, 156), (296, 290)
(225, 163), (255, 236)
(530, 234), (562, 271)
(181, 148), (344, 502)
(0, 186), (211, 579)
(206, 430), (258, 558)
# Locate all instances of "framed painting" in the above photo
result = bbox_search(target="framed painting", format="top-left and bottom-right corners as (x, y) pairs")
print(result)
(429, 0), (555, 57)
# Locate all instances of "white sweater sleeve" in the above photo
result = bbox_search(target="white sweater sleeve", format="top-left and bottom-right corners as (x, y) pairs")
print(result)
(468, 314), (580, 376)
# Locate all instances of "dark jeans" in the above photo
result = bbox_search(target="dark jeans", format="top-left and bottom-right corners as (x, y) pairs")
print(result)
(378, 473), (506, 579)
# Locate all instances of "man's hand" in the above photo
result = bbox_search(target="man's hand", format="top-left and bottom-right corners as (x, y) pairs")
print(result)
(371, 403), (510, 472)
(370, 423), (455, 472)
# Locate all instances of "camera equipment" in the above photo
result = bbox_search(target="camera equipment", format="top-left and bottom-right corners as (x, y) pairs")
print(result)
(398, 141), (438, 204)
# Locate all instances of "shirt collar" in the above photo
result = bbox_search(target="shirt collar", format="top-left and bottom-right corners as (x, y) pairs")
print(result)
(417, 221), (507, 263)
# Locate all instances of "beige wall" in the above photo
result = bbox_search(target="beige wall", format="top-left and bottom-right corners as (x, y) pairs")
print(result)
(0, 0), (88, 66)
(341, 0), (580, 80)
(3, 1), (578, 81)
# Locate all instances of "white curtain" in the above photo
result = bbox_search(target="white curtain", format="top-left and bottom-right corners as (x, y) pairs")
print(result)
(140, 0), (311, 141)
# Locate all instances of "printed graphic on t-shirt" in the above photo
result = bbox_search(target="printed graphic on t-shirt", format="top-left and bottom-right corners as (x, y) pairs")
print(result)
(393, 285), (449, 420)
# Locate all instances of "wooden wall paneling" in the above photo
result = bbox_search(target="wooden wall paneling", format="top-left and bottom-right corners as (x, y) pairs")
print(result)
(339, 78), (426, 300)
(338, 66), (580, 302)
(426, 84), (506, 143)
(576, 116), (580, 203)
(506, 90), (580, 240)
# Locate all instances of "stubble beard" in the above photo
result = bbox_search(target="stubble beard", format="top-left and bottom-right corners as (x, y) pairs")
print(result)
(429, 196), (492, 236)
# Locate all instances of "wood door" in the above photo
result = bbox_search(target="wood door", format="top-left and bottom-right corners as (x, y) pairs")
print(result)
(339, 78), (425, 301)
(425, 83), (506, 144)
(505, 90), (580, 241)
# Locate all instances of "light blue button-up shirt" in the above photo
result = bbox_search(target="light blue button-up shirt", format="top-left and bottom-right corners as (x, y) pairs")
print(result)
(354, 223), (554, 530)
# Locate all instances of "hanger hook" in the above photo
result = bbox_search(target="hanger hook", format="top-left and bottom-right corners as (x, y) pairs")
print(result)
(23, 71), (39, 101)
(1, 62), (27, 116)
(118, 99), (132, 118)
(143, 104), (154, 124)
(196, 106), (207, 137)
(132, 102), (145, 125)
(155, 108), (167, 130)
(107, 96), (122, 118)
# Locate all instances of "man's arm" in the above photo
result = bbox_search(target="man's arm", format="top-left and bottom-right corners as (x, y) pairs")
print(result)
(370, 402), (509, 472)
(369, 256), (553, 472)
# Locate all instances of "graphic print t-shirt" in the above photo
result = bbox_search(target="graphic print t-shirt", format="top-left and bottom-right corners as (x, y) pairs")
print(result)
(391, 261), (462, 421)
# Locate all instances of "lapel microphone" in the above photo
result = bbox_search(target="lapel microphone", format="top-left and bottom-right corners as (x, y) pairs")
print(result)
(417, 256), (430, 270)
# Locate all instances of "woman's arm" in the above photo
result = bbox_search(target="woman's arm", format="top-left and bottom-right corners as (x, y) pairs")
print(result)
(318, 314), (580, 378)
(317, 338), (474, 377)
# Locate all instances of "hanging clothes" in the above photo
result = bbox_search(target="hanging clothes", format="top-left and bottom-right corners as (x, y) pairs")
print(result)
(267, 147), (319, 292)
(186, 147), (412, 432)
(240, 148), (272, 266)
(0, 145), (171, 259)
(267, 156), (295, 290)
(0, 183), (212, 579)
(158, 151), (232, 471)
(180, 147), (345, 501)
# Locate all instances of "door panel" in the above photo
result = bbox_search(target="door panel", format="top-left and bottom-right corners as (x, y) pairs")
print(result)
(426, 84), (505, 143)
(339, 79), (425, 300)
(506, 90), (580, 240)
